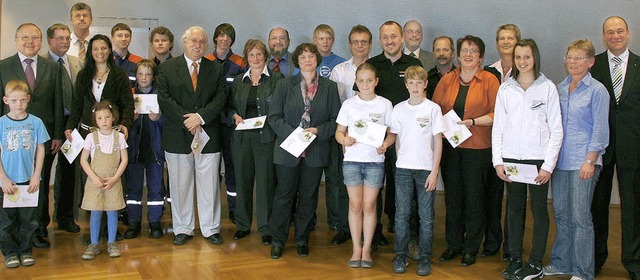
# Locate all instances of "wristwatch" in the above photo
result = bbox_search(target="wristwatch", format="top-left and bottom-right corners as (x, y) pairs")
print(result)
(585, 159), (595, 165)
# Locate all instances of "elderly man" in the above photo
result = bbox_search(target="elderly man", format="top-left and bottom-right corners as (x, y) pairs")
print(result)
(0, 23), (65, 249)
(403, 20), (436, 70)
(157, 26), (228, 246)
(590, 16), (640, 279)
(366, 20), (422, 247)
(67, 2), (93, 61)
(426, 36), (456, 99)
(46, 23), (82, 235)
(268, 27), (298, 77)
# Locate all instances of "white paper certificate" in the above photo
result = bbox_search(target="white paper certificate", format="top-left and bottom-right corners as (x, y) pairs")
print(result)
(279, 127), (316, 158)
(443, 110), (473, 148)
(235, 116), (267, 130)
(61, 129), (84, 163)
(504, 163), (540, 185)
(348, 120), (387, 148)
(134, 94), (160, 114)
(3, 185), (39, 208)
(191, 128), (210, 160)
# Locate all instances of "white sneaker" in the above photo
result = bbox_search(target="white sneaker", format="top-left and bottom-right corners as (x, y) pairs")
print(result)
(569, 276), (584, 280)
(542, 264), (565, 276)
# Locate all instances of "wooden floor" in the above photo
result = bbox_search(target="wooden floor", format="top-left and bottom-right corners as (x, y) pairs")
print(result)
(0, 184), (629, 279)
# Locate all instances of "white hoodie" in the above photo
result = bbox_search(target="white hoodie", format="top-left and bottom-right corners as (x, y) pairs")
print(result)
(491, 73), (563, 172)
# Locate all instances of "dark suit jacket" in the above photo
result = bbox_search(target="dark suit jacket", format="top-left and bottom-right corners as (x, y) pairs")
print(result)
(228, 68), (284, 143)
(0, 53), (64, 140)
(268, 74), (341, 168)
(590, 51), (640, 168)
(65, 66), (134, 136)
(157, 55), (228, 154)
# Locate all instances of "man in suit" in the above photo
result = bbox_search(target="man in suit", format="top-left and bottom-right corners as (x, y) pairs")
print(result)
(157, 26), (227, 246)
(0, 23), (65, 249)
(590, 16), (640, 279)
(46, 23), (82, 234)
(268, 27), (298, 77)
(403, 20), (436, 70)
(67, 2), (93, 61)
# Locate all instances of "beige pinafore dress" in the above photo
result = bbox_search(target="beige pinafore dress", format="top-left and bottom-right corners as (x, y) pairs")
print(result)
(81, 131), (126, 211)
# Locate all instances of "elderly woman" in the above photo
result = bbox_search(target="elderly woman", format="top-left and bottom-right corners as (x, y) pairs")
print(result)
(268, 43), (341, 259)
(432, 35), (499, 267)
(543, 39), (609, 280)
(228, 39), (284, 244)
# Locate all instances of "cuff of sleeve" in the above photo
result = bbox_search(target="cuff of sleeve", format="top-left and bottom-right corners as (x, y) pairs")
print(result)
(541, 163), (554, 173)
(196, 113), (205, 125)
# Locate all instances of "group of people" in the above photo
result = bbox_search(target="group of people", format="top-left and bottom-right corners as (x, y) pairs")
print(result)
(0, 2), (638, 280)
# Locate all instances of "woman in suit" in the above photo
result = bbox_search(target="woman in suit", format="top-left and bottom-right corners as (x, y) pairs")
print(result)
(229, 39), (284, 245)
(267, 43), (341, 259)
(65, 34), (134, 140)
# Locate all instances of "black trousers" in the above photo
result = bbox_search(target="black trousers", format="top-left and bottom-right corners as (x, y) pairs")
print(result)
(323, 139), (349, 233)
(483, 168), (509, 253)
(592, 159), (615, 269)
(617, 166), (640, 273)
(37, 140), (56, 230)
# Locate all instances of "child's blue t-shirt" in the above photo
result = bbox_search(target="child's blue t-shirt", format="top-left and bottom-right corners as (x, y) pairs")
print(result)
(0, 114), (50, 183)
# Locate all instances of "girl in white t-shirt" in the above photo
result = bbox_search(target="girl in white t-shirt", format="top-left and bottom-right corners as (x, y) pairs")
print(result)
(335, 63), (395, 268)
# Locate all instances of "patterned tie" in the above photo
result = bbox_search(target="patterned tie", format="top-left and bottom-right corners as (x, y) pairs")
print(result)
(78, 40), (86, 61)
(272, 58), (281, 73)
(24, 58), (36, 91)
(58, 58), (74, 110)
(611, 56), (623, 104)
(191, 61), (198, 92)
(410, 52), (417, 58)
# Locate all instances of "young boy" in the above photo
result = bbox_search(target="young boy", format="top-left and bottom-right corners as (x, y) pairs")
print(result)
(390, 66), (445, 276)
(0, 80), (50, 268)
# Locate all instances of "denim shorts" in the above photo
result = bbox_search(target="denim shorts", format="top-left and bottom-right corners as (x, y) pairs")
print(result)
(342, 161), (384, 188)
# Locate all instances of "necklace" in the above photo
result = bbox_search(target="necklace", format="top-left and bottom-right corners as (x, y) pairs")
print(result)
(459, 75), (472, 86)
(95, 68), (110, 88)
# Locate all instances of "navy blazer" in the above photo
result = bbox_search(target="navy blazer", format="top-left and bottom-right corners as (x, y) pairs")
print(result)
(157, 55), (228, 154)
(268, 74), (341, 168)
(0, 54), (64, 140)
(590, 51), (640, 168)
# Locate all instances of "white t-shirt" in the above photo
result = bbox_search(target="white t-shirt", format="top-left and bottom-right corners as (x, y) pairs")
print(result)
(390, 99), (446, 170)
(83, 130), (128, 158)
(336, 95), (393, 163)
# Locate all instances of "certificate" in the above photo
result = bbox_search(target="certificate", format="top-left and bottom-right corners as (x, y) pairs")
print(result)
(61, 129), (84, 163)
(279, 127), (316, 158)
(235, 116), (267, 130)
(3, 185), (39, 208)
(191, 128), (210, 160)
(443, 110), (472, 148)
(504, 163), (540, 185)
(134, 94), (160, 114)
(348, 119), (387, 148)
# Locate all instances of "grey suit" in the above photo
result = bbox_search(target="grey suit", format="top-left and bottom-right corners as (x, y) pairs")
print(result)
(410, 49), (436, 71)
(267, 74), (341, 246)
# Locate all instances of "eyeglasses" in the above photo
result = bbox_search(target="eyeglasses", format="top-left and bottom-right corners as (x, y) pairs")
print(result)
(351, 40), (370, 46)
(460, 48), (480, 54)
(564, 56), (588, 62)
(53, 36), (71, 42)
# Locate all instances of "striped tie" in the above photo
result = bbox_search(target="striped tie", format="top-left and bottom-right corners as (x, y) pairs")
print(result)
(78, 40), (86, 61)
(612, 56), (623, 103)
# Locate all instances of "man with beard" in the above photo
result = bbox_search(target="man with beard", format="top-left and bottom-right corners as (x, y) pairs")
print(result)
(426, 36), (456, 99)
(267, 27), (298, 77)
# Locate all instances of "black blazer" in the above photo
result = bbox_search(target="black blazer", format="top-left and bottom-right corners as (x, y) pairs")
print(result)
(268, 74), (341, 168)
(228, 68), (284, 143)
(590, 51), (640, 168)
(0, 54), (64, 140)
(157, 55), (228, 154)
(66, 66), (134, 136)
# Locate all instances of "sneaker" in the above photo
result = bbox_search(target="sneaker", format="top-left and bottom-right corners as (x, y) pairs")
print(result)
(82, 244), (101, 260)
(4, 255), (20, 268)
(19, 254), (35, 266)
(569, 276), (584, 280)
(503, 258), (523, 280)
(417, 258), (432, 276)
(393, 255), (409, 274)
(514, 262), (543, 280)
(107, 242), (121, 258)
(543, 264), (566, 276)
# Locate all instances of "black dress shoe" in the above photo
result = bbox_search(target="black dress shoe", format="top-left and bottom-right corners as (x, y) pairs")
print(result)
(262, 235), (272, 245)
(58, 222), (81, 233)
(32, 235), (50, 248)
(439, 249), (460, 262)
(271, 245), (283, 259)
(481, 248), (499, 258)
(233, 230), (250, 240)
(297, 244), (309, 257)
(331, 230), (351, 245)
(173, 233), (193, 245)
(205, 233), (223, 245)
(35, 227), (48, 238)
(229, 211), (235, 224)
(149, 222), (163, 238)
(124, 223), (141, 239)
(461, 253), (476, 267)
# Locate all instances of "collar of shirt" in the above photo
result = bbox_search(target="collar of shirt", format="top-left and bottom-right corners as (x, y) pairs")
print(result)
(184, 55), (202, 72)
(488, 59), (512, 83)
(403, 48), (419, 58)
(113, 51), (129, 61)
(71, 32), (91, 45)
(17, 52), (38, 75)
(48, 51), (71, 74)
(560, 72), (594, 90)
(213, 49), (233, 61)
(242, 65), (270, 80)
(607, 48), (630, 66)
(270, 52), (289, 63)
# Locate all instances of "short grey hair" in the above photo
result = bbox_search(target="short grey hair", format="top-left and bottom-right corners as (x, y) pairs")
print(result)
(181, 26), (208, 48)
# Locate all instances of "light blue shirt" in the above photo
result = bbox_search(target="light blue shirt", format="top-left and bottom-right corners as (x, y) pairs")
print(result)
(269, 52), (299, 77)
(317, 53), (346, 78)
(0, 114), (50, 183)
(556, 72), (610, 170)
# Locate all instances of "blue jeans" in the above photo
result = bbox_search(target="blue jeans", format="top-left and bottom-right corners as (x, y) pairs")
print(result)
(394, 168), (436, 259)
(550, 167), (600, 280)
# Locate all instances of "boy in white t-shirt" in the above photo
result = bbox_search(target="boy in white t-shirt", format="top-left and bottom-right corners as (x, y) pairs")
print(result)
(390, 66), (446, 277)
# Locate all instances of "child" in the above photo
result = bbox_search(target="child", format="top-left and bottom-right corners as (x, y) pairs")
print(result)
(335, 63), (394, 268)
(390, 66), (446, 276)
(124, 60), (165, 239)
(0, 80), (49, 268)
(80, 101), (128, 260)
